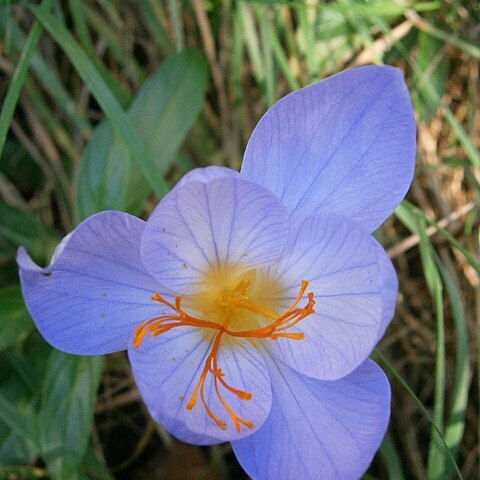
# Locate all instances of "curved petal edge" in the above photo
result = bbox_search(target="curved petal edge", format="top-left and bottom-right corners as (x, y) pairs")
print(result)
(18, 211), (164, 355)
(241, 65), (416, 232)
(232, 357), (391, 480)
(129, 327), (272, 444)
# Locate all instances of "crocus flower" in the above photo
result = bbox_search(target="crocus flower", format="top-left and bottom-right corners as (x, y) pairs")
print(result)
(18, 65), (415, 479)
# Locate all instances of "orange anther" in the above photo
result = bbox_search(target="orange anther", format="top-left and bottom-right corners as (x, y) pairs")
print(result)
(134, 281), (315, 432)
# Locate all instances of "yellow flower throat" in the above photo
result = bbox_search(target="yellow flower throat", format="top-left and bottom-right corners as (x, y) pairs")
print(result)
(133, 266), (315, 433)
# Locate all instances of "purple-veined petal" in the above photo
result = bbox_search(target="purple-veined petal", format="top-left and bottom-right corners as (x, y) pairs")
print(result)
(160, 166), (241, 205)
(18, 211), (167, 355)
(141, 176), (290, 294)
(175, 166), (240, 189)
(266, 214), (394, 380)
(241, 65), (416, 232)
(232, 357), (390, 480)
(129, 326), (272, 444)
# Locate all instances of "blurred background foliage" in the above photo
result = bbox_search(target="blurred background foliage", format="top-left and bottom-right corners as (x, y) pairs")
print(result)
(0, 0), (479, 479)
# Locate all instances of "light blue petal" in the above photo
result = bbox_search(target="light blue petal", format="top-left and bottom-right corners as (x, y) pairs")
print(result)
(141, 176), (290, 293)
(129, 327), (272, 444)
(232, 357), (390, 480)
(175, 166), (240, 189)
(160, 166), (240, 205)
(266, 214), (394, 380)
(18, 211), (166, 355)
(241, 65), (416, 232)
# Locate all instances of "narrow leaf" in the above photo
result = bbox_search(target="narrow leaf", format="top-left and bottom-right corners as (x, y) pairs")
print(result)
(39, 351), (103, 480)
(0, 0), (54, 160)
(0, 285), (33, 351)
(76, 49), (208, 219)
(29, 5), (169, 200)
(437, 260), (471, 476)
(375, 350), (464, 480)
(0, 199), (59, 263)
(0, 392), (37, 450)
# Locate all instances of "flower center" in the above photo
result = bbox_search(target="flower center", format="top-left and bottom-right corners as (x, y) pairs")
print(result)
(183, 267), (286, 331)
(133, 271), (315, 433)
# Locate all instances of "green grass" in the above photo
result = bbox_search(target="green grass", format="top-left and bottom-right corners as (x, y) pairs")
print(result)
(0, 1), (478, 478)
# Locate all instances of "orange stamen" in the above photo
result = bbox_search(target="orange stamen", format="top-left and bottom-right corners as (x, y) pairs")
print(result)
(185, 330), (253, 432)
(133, 280), (315, 432)
(133, 294), (222, 348)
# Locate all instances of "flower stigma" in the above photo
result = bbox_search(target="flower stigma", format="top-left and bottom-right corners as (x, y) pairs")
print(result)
(133, 269), (315, 433)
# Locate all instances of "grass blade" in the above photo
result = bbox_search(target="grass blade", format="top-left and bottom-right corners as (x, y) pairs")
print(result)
(0, 0), (54, 161)
(436, 259), (471, 476)
(379, 435), (405, 480)
(0, 9), (92, 137)
(29, 5), (169, 199)
(375, 350), (464, 480)
(416, 216), (446, 480)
